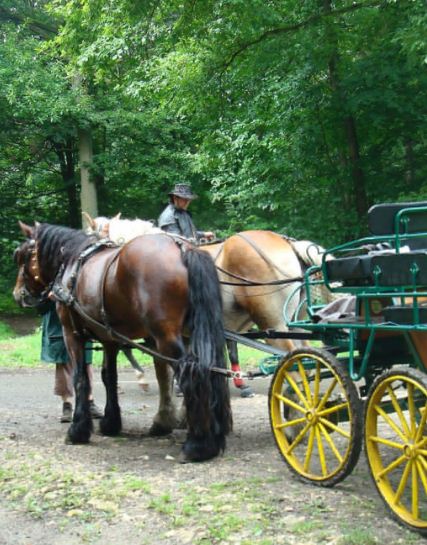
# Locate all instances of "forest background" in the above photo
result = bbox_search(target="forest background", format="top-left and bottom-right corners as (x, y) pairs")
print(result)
(1, 0), (426, 298)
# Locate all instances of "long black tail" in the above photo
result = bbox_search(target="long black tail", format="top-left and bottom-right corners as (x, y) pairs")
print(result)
(178, 247), (232, 461)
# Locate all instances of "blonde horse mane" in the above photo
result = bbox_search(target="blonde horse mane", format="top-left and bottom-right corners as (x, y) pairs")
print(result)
(84, 212), (162, 244)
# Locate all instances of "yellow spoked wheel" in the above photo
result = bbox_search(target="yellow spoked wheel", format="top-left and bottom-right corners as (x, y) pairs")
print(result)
(365, 367), (427, 535)
(269, 347), (362, 486)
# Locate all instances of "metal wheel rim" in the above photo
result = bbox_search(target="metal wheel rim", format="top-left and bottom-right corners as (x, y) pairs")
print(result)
(270, 351), (355, 482)
(365, 371), (427, 530)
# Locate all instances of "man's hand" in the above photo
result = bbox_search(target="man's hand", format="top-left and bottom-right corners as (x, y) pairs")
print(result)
(204, 231), (215, 241)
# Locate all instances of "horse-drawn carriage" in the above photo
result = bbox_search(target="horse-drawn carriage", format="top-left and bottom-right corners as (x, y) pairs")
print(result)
(13, 201), (427, 535)
(259, 201), (427, 535)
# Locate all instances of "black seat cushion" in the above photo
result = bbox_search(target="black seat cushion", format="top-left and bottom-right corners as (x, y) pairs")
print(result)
(325, 255), (373, 285)
(371, 252), (427, 286)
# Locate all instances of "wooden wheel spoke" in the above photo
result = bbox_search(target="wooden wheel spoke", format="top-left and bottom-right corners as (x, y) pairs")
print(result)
(415, 459), (427, 496)
(374, 404), (407, 442)
(317, 377), (338, 412)
(274, 416), (306, 430)
(412, 461), (419, 519)
(418, 454), (427, 473)
(313, 362), (321, 406)
(415, 403), (427, 443)
(274, 393), (305, 414)
(315, 425), (328, 477)
(368, 435), (404, 451)
(283, 371), (310, 410)
(318, 401), (349, 418)
(407, 383), (417, 438)
(393, 459), (412, 505)
(319, 422), (343, 463)
(286, 422), (312, 454)
(297, 360), (312, 405)
(319, 417), (350, 439)
(377, 453), (407, 479)
(386, 385), (411, 438)
(303, 427), (316, 472)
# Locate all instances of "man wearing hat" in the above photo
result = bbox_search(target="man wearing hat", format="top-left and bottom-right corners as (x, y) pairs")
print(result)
(158, 183), (215, 241)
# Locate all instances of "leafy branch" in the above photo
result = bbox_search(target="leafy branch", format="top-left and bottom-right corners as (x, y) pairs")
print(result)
(222, 0), (385, 69)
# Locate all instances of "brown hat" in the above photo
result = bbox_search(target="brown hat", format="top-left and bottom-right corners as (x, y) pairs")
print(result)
(168, 183), (198, 200)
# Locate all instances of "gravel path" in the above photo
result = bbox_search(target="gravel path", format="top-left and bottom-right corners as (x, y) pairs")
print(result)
(0, 366), (424, 545)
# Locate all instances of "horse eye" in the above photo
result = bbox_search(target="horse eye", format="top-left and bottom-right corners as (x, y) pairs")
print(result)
(13, 248), (19, 263)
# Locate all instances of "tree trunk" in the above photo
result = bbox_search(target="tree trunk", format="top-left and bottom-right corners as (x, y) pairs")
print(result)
(78, 128), (98, 228)
(323, 0), (368, 223)
(344, 115), (368, 218)
(53, 138), (79, 228)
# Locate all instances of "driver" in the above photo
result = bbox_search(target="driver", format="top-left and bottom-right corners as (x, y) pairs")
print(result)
(158, 183), (214, 242)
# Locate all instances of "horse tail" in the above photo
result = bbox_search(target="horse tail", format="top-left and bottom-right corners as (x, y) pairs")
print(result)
(178, 246), (232, 461)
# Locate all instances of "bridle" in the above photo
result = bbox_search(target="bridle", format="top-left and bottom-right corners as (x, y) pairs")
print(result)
(16, 238), (51, 306)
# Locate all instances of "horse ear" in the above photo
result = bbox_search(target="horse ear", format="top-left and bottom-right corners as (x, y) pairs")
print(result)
(82, 211), (96, 230)
(112, 212), (121, 221)
(18, 220), (34, 238)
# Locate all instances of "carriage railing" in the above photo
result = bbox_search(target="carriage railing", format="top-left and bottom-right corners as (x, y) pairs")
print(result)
(281, 205), (427, 375)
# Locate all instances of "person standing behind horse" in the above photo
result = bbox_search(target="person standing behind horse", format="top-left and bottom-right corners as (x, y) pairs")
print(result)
(39, 300), (103, 422)
(158, 184), (215, 242)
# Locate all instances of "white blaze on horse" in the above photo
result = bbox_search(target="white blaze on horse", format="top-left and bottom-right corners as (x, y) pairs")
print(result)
(85, 213), (328, 396)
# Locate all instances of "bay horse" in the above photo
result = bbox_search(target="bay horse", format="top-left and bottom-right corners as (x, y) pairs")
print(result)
(13, 221), (232, 462)
(84, 213), (324, 392)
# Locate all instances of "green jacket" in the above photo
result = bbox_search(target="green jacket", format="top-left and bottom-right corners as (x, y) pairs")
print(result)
(40, 302), (92, 364)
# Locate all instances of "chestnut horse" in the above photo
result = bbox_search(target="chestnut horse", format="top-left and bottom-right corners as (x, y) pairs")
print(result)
(13, 221), (231, 462)
(202, 231), (318, 376)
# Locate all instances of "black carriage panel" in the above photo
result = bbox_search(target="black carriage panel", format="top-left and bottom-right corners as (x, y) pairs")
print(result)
(370, 251), (427, 287)
(368, 201), (427, 236)
(325, 251), (427, 288)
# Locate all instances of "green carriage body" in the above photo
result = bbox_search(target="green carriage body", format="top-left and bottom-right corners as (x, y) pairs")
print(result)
(269, 201), (427, 535)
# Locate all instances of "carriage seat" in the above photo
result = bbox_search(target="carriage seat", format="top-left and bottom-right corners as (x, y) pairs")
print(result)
(368, 201), (427, 235)
(383, 305), (427, 325)
(325, 250), (427, 287)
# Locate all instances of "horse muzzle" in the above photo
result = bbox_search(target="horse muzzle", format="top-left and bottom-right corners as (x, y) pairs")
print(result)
(13, 287), (40, 308)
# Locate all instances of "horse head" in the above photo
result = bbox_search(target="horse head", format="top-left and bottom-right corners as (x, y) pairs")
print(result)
(83, 211), (121, 239)
(13, 221), (47, 307)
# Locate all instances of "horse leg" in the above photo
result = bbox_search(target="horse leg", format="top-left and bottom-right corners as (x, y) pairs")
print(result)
(122, 347), (149, 391)
(226, 339), (254, 398)
(149, 356), (179, 436)
(65, 336), (92, 444)
(99, 343), (122, 436)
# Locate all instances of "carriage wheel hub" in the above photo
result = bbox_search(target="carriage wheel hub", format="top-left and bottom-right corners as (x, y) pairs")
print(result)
(403, 443), (416, 459)
(306, 409), (318, 423)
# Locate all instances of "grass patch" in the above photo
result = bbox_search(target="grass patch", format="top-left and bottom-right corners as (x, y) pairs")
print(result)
(0, 322), (154, 369)
(0, 321), (15, 339)
(0, 329), (43, 367)
(338, 528), (378, 545)
(0, 453), (152, 523)
(0, 318), (269, 371)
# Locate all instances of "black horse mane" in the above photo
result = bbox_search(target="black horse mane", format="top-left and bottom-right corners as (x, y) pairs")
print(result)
(36, 223), (96, 275)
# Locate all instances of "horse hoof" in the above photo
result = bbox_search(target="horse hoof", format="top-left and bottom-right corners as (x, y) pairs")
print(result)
(178, 451), (192, 464)
(149, 422), (172, 437)
(66, 426), (90, 444)
(99, 418), (121, 436)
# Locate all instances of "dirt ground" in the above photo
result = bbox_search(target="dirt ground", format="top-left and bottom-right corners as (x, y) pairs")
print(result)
(0, 361), (426, 545)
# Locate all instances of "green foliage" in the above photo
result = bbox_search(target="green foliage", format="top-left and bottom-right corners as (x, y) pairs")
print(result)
(1, 0), (427, 291)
